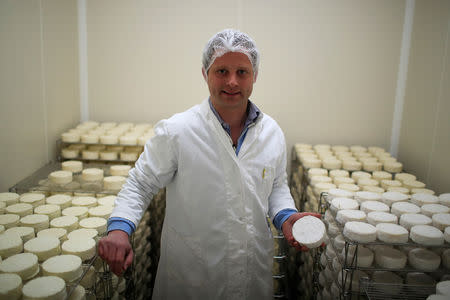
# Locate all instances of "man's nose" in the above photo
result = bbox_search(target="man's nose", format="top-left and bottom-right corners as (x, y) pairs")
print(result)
(226, 73), (238, 88)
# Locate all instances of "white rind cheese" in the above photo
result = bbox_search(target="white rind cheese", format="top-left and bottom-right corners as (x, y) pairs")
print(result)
(343, 221), (377, 243)
(81, 168), (104, 182)
(439, 193), (450, 207)
(381, 192), (409, 207)
(399, 214), (432, 231)
(376, 223), (408, 243)
(79, 217), (107, 235)
(367, 212), (398, 226)
(0, 193), (20, 206)
(0, 214), (20, 229)
(19, 214), (49, 232)
(88, 205), (113, 219)
(292, 216), (326, 248)
(410, 225), (444, 246)
(46, 195), (72, 210)
(432, 214), (450, 231)
(110, 165), (131, 177)
(49, 171), (73, 185)
(37, 228), (68, 242)
(342, 245), (374, 268)
(62, 238), (96, 261)
(5, 203), (33, 217)
(34, 204), (61, 220)
(421, 204), (450, 217)
(408, 248), (441, 272)
(445, 227), (450, 243)
(0, 252), (39, 280)
(411, 193), (440, 206)
(22, 276), (67, 300)
(354, 191), (381, 204)
(61, 161), (83, 173)
(20, 194), (45, 208)
(67, 228), (98, 241)
(0, 232), (23, 258)
(24, 236), (61, 262)
(436, 280), (450, 296)
(0, 273), (22, 300)
(103, 176), (127, 190)
(50, 216), (79, 232)
(330, 198), (359, 214)
(374, 246), (407, 269)
(71, 197), (97, 208)
(97, 195), (116, 207)
(62, 207), (88, 220)
(360, 201), (390, 214)
(42, 255), (83, 283)
(391, 202), (421, 217)
(4, 227), (35, 243)
(335, 209), (366, 225)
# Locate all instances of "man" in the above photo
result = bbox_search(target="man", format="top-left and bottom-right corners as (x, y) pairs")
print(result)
(98, 29), (320, 299)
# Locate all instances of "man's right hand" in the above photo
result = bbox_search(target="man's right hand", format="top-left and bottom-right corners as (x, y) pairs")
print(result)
(98, 230), (134, 275)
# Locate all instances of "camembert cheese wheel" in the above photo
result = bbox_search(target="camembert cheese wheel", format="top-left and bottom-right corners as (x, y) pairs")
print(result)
(439, 193), (450, 207)
(410, 225), (444, 246)
(34, 204), (61, 220)
(421, 204), (450, 217)
(343, 221), (377, 243)
(0, 214), (20, 229)
(292, 216), (326, 248)
(20, 194), (45, 208)
(408, 248), (441, 272)
(367, 211), (398, 226)
(61, 161), (83, 173)
(5, 203), (33, 217)
(354, 191), (381, 204)
(79, 217), (107, 235)
(103, 176), (126, 190)
(49, 171), (72, 185)
(22, 276), (67, 300)
(37, 228), (68, 242)
(71, 197), (97, 208)
(88, 205), (113, 219)
(42, 255), (83, 283)
(376, 223), (408, 243)
(374, 246), (407, 269)
(4, 227), (35, 243)
(62, 238), (96, 261)
(0, 273), (22, 300)
(62, 207), (88, 220)
(360, 201), (390, 214)
(46, 195), (72, 210)
(432, 213), (450, 231)
(330, 198), (359, 214)
(67, 228), (98, 241)
(97, 195), (116, 207)
(0, 232), (23, 258)
(381, 192), (409, 207)
(0, 252), (39, 280)
(336, 210), (366, 225)
(110, 165), (131, 177)
(399, 214), (432, 231)
(81, 168), (104, 182)
(20, 214), (49, 232)
(50, 216), (79, 232)
(391, 202), (420, 217)
(0, 193), (20, 206)
(24, 236), (61, 262)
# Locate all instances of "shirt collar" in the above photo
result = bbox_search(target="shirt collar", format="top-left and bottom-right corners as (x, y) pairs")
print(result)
(208, 98), (260, 133)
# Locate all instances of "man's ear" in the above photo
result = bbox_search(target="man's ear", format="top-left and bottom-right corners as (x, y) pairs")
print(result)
(253, 71), (258, 83)
(202, 68), (208, 81)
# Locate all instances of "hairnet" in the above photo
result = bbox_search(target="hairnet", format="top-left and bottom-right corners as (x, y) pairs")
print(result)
(202, 29), (259, 79)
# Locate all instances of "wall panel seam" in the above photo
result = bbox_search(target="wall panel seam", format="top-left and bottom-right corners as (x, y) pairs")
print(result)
(39, 0), (49, 163)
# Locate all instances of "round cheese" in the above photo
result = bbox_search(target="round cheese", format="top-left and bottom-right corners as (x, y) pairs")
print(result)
(5, 203), (33, 217)
(376, 223), (408, 243)
(81, 168), (104, 182)
(80, 134), (99, 144)
(363, 161), (382, 172)
(399, 214), (432, 230)
(71, 197), (97, 208)
(360, 201), (390, 214)
(343, 221), (377, 243)
(326, 189), (354, 204)
(391, 202), (421, 217)
(67, 285), (85, 300)
(342, 245), (373, 268)
(335, 209), (366, 225)
(411, 193), (440, 206)
(407, 248), (440, 272)
(334, 177), (355, 186)
(436, 280), (450, 296)
(0, 273), (22, 300)
(322, 159), (342, 170)
(0, 214), (20, 229)
(61, 148), (79, 159)
(0, 193), (20, 206)
(79, 217), (107, 235)
(354, 191), (381, 204)
(62, 207), (88, 220)
(81, 150), (99, 160)
(79, 265), (95, 289)
(99, 151), (118, 160)
(387, 186), (410, 194)
(338, 183), (360, 193)
(97, 195), (116, 207)
(120, 151), (139, 161)
(442, 249), (450, 269)
(372, 171), (392, 182)
(445, 227), (450, 243)
(380, 179), (402, 190)
(411, 188), (435, 195)
(432, 213), (450, 231)
(22, 276), (66, 300)
(395, 173), (416, 183)
(292, 216), (325, 248)
(405, 272), (436, 286)
(421, 204), (450, 217)
(49, 171), (72, 185)
(403, 180), (426, 190)
(308, 168), (328, 177)
(62, 237), (96, 261)
(24, 236), (61, 262)
(119, 135), (137, 145)
(0, 201), (5, 215)
(42, 255), (83, 283)
(313, 183), (336, 197)
(110, 165), (131, 177)
(328, 170), (349, 181)
(410, 225), (444, 246)
(351, 171), (372, 182)
(0, 232), (23, 258)
(88, 205), (113, 219)
(381, 192), (409, 207)
(327, 222), (340, 238)
(4, 227), (35, 243)
(46, 195), (72, 210)
(0, 252), (39, 280)
(61, 161), (83, 173)
(439, 193), (450, 207)
(342, 160), (362, 171)
(374, 245), (407, 269)
(332, 234), (345, 253)
(362, 186), (385, 194)
(50, 216), (79, 232)
(330, 198), (359, 214)
(100, 134), (119, 145)
(20, 214), (49, 232)
(34, 204), (61, 220)
(20, 194), (45, 208)
(37, 228), (68, 242)
(367, 211), (398, 226)
(302, 158), (321, 169)
(103, 176), (126, 190)
(384, 161), (403, 173)
(67, 228), (98, 240)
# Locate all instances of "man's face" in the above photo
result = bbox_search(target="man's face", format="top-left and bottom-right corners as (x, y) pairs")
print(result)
(205, 52), (255, 111)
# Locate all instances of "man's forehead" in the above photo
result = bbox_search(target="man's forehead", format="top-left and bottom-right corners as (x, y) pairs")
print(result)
(210, 51), (253, 68)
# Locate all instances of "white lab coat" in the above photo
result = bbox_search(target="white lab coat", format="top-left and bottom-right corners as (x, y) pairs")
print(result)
(111, 99), (296, 300)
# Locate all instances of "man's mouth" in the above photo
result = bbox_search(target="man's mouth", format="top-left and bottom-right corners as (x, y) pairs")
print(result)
(222, 91), (240, 96)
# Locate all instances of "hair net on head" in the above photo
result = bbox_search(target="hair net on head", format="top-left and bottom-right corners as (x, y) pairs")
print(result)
(202, 29), (260, 79)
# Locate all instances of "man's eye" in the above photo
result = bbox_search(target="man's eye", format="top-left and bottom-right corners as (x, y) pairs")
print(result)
(217, 69), (226, 74)
(238, 70), (247, 75)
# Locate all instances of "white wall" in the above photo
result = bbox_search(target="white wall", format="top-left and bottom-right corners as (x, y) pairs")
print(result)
(398, 0), (450, 194)
(0, 0), (79, 191)
(86, 0), (405, 162)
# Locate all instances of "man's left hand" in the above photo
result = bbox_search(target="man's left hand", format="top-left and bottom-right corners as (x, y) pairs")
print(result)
(281, 212), (322, 251)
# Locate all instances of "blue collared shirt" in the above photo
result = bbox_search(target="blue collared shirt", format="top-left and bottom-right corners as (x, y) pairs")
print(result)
(107, 99), (295, 235)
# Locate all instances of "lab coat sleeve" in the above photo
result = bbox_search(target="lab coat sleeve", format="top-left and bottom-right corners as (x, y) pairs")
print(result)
(268, 131), (297, 221)
(110, 120), (178, 228)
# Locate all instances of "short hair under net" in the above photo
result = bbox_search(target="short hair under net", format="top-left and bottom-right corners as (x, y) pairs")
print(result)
(202, 29), (259, 78)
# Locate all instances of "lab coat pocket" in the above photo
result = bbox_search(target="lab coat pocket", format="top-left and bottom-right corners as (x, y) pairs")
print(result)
(261, 166), (275, 198)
